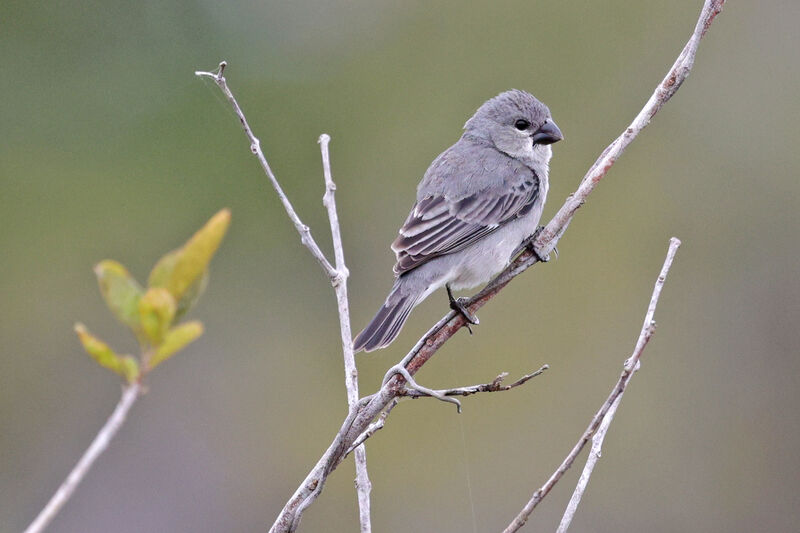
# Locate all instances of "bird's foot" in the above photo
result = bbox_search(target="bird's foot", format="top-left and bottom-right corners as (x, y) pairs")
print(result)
(446, 284), (479, 334)
(513, 226), (558, 263)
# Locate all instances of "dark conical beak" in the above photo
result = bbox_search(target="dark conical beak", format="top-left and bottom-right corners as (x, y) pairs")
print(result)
(531, 119), (563, 145)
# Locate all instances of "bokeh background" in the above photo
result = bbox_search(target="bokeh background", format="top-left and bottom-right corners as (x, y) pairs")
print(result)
(2, 1), (798, 532)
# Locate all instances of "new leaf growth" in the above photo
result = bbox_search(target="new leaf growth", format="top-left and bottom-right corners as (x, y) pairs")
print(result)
(76, 209), (231, 381)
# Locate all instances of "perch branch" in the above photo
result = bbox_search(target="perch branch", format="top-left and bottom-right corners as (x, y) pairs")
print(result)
(23, 384), (142, 533)
(318, 134), (372, 533)
(504, 237), (681, 533)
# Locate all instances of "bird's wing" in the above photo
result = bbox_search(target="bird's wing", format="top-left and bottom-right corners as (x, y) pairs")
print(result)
(391, 176), (539, 275)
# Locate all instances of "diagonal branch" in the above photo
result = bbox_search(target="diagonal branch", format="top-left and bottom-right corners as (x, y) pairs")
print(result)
(532, 0), (724, 258)
(503, 237), (681, 533)
(345, 399), (399, 458)
(265, 1), (724, 531)
(195, 62), (337, 281)
(23, 384), (142, 533)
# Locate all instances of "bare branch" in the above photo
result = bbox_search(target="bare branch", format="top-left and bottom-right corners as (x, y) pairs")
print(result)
(553, 237), (681, 533)
(504, 237), (681, 533)
(211, 1), (724, 529)
(555, 394), (622, 533)
(532, 0), (725, 258)
(345, 399), (399, 458)
(318, 134), (372, 533)
(344, 367), (548, 454)
(398, 365), (549, 398)
(195, 62), (337, 280)
(23, 384), (142, 533)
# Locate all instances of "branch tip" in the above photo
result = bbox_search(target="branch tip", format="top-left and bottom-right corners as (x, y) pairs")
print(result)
(509, 238), (682, 533)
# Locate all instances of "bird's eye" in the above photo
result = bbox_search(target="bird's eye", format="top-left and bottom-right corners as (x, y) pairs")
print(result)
(514, 119), (530, 131)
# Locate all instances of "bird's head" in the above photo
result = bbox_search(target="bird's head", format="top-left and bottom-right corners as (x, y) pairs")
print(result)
(464, 89), (563, 165)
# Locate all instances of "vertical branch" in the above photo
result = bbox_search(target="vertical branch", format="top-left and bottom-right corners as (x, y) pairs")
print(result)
(23, 384), (142, 533)
(318, 134), (372, 533)
(504, 238), (681, 533)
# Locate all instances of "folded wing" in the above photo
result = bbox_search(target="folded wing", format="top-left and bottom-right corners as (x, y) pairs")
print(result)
(392, 177), (539, 275)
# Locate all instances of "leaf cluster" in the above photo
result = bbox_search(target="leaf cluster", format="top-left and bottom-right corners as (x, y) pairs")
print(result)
(75, 209), (231, 383)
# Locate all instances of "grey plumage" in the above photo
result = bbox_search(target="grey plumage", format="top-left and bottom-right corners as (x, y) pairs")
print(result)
(354, 89), (562, 352)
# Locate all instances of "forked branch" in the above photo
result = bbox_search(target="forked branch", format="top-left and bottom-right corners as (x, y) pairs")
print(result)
(195, 68), (373, 532)
(503, 237), (681, 533)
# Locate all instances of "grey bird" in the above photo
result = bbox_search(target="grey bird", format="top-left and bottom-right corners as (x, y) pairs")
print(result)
(353, 89), (562, 352)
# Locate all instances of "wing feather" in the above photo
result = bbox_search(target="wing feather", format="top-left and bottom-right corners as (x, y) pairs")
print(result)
(391, 174), (539, 275)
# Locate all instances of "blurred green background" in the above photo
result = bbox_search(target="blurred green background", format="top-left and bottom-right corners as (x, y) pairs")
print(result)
(2, 1), (798, 531)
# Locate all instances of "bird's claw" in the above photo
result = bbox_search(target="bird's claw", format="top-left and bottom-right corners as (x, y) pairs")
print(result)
(446, 285), (479, 333)
(514, 226), (557, 263)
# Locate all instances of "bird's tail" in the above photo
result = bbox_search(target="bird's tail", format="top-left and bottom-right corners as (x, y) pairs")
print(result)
(354, 283), (421, 353)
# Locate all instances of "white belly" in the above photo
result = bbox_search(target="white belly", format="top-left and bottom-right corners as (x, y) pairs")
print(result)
(447, 198), (544, 290)
(405, 172), (549, 302)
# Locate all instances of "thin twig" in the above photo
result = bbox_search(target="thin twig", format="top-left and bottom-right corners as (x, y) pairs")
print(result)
(198, 1), (723, 529)
(318, 134), (372, 533)
(23, 384), (142, 533)
(345, 367), (548, 454)
(555, 394), (622, 533)
(505, 237), (681, 533)
(553, 238), (681, 533)
(399, 365), (549, 398)
(194, 62), (337, 280)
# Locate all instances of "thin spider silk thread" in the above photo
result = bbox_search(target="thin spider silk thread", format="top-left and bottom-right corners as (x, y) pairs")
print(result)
(457, 413), (479, 533)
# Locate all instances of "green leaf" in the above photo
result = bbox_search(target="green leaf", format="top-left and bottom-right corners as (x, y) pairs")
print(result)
(138, 287), (176, 344)
(148, 209), (230, 314)
(74, 323), (140, 383)
(167, 209), (230, 299)
(174, 269), (208, 321)
(94, 260), (144, 331)
(147, 249), (180, 290)
(148, 321), (204, 371)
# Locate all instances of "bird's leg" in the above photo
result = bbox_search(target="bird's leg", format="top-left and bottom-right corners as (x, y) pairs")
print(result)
(512, 226), (558, 263)
(446, 284), (479, 334)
